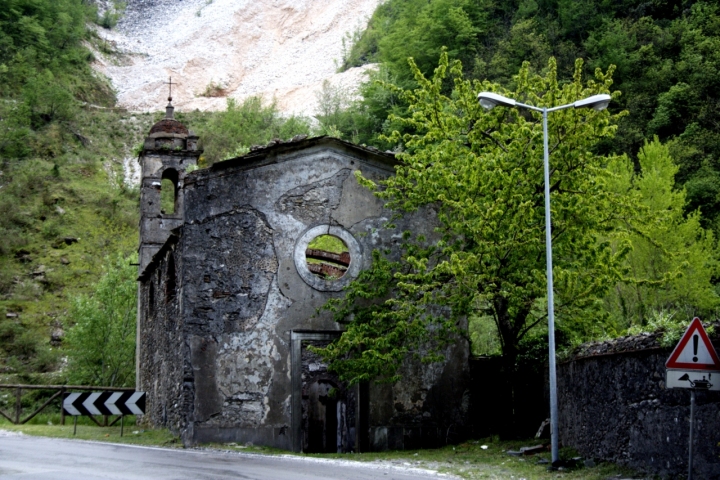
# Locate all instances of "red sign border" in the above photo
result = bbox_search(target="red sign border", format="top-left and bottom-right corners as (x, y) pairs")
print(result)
(665, 317), (720, 371)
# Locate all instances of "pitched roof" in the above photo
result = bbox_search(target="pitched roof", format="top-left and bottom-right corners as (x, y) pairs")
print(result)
(187, 135), (397, 184)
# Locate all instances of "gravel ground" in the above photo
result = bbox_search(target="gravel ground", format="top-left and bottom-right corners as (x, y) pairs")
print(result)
(93, 0), (380, 116)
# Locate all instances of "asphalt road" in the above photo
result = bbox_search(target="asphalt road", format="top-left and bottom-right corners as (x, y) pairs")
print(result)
(0, 432), (449, 480)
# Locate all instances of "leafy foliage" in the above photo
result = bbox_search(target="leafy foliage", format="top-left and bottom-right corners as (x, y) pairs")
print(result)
(342, 0), (720, 239)
(316, 53), (635, 383)
(0, 105), (148, 381)
(64, 254), (137, 387)
(626, 310), (694, 348)
(604, 138), (719, 327)
(0, 0), (114, 160)
(310, 68), (407, 149)
(307, 235), (348, 254)
(198, 97), (311, 164)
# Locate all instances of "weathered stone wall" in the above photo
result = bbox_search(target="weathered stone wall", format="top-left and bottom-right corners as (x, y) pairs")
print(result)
(368, 333), (471, 450)
(139, 138), (470, 451)
(138, 241), (193, 434)
(558, 332), (720, 478)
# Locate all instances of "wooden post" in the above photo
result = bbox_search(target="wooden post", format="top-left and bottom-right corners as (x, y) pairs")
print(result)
(60, 388), (65, 425)
(20, 390), (64, 424)
(14, 387), (21, 424)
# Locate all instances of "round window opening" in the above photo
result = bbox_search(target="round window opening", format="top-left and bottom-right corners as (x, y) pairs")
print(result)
(306, 235), (350, 281)
(294, 225), (362, 292)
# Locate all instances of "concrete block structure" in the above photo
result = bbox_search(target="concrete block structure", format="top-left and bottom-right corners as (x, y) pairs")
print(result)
(136, 107), (470, 451)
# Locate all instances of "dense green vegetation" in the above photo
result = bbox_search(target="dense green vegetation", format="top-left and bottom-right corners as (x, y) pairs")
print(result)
(311, 0), (720, 366)
(316, 53), (717, 388)
(0, 105), (148, 382)
(314, 13), (720, 432)
(0, 0), (142, 381)
(1, 0), (718, 408)
(197, 97), (311, 164)
(65, 253), (137, 387)
(0, 0), (309, 382)
(338, 0), (720, 237)
(0, 0), (115, 158)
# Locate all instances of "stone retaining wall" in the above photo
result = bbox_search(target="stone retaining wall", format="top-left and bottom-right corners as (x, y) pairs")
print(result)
(558, 330), (720, 478)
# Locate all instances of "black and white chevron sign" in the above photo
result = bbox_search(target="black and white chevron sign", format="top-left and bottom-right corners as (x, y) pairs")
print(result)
(63, 392), (145, 416)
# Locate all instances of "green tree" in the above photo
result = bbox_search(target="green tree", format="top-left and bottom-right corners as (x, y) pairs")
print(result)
(0, 0), (114, 161)
(65, 253), (137, 387)
(22, 69), (77, 129)
(377, 0), (491, 84)
(317, 53), (634, 395)
(199, 97), (310, 164)
(343, 0), (720, 238)
(604, 138), (719, 326)
(314, 80), (354, 140)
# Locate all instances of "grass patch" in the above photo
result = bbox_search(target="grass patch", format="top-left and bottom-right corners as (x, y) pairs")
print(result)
(307, 235), (348, 254)
(200, 437), (638, 479)
(0, 415), (180, 447)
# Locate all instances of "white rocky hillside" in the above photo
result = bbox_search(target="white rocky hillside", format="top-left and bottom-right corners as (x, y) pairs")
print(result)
(93, 0), (381, 117)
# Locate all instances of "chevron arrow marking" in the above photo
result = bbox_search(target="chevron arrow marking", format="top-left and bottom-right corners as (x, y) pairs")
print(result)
(82, 392), (102, 416)
(63, 391), (146, 416)
(63, 393), (82, 416)
(126, 392), (145, 415)
(105, 392), (124, 416)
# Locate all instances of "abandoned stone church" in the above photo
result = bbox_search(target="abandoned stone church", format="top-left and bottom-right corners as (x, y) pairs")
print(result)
(136, 103), (470, 452)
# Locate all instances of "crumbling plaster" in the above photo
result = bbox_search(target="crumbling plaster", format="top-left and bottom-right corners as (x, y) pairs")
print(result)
(177, 147), (396, 442)
(139, 138), (469, 450)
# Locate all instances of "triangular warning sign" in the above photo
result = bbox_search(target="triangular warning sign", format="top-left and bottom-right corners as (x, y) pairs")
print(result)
(666, 317), (720, 371)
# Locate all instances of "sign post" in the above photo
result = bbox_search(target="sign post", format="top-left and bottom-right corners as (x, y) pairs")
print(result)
(62, 391), (145, 436)
(665, 318), (720, 480)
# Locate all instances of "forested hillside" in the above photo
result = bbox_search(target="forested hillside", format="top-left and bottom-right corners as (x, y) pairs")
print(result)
(0, 0), (309, 384)
(315, 0), (720, 362)
(1, 0), (718, 387)
(0, 0), (142, 383)
(336, 0), (720, 236)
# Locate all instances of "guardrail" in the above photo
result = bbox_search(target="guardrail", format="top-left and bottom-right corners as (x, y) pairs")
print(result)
(0, 384), (135, 426)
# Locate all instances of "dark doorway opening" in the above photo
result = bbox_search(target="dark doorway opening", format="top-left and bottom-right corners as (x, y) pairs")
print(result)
(305, 379), (338, 453)
(300, 341), (356, 453)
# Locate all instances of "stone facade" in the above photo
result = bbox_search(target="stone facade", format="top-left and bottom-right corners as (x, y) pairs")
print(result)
(136, 120), (470, 451)
(558, 330), (720, 478)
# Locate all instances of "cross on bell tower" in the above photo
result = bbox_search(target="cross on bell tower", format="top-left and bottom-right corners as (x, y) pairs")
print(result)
(137, 76), (200, 271)
(164, 76), (176, 102)
(163, 77), (177, 119)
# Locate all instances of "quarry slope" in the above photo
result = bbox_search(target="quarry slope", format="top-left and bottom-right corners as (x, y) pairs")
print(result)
(94, 0), (380, 116)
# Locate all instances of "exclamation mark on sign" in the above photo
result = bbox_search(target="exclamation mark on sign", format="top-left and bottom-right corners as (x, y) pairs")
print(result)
(693, 334), (699, 363)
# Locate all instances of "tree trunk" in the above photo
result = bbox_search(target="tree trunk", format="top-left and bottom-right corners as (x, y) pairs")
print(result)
(498, 346), (519, 439)
(495, 297), (520, 439)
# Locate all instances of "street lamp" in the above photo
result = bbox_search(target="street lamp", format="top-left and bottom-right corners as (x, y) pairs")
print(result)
(477, 91), (611, 466)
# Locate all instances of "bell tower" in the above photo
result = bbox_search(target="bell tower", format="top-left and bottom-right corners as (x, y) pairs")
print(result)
(138, 90), (201, 271)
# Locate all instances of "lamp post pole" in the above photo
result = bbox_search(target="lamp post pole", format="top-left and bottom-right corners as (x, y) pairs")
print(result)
(541, 106), (560, 463)
(477, 92), (611, 466)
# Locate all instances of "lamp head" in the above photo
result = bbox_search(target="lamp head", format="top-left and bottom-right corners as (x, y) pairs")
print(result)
(573, 94), (611, 111)
(477, 92), (516, 110)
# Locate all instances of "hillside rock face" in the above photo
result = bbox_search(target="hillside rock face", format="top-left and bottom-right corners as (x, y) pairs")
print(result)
(94, 0), (380, 115)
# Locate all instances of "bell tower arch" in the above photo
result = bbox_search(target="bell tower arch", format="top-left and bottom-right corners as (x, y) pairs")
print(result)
(138, 100), (201, 270)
